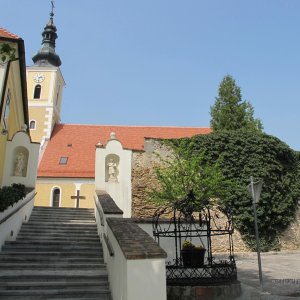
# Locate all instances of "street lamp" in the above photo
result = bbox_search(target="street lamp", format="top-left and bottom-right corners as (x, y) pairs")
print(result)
(247, 176), (263, 291)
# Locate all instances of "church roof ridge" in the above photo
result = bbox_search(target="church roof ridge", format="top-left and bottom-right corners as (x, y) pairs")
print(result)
(57, 123), (210, 129)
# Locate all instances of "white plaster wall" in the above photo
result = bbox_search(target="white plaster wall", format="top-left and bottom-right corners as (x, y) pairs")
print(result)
(0, 63), (7, 98)
(106, 225), (127, 300)
(3, 132), (39, 187)
(93, 193), (124, 263)
(105, 224), (166, 300)
(0, 190), (35, 250)
(2, 131), (39, 188)
(95, 138), (132, 217)
(127, 259), (166, 300)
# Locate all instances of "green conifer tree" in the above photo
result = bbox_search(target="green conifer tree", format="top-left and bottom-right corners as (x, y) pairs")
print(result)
(210, 75), (263, 131)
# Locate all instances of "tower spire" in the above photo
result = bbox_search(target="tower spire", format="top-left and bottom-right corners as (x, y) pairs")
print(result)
(50, 0), (55, 20)
(32, 1), (61, 67)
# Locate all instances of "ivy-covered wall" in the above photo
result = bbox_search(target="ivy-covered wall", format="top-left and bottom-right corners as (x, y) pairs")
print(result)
(187, 130), (300, 251)
(132, 132), (300, 252)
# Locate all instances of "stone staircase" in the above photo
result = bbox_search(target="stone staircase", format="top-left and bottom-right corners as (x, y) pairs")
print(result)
(0, 206), (111, 300)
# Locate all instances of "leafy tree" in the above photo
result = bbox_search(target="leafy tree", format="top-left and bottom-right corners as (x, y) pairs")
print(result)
(185, 130), (300, 251)
(149, 140), (233, 210)
(210, 75), (263, 132)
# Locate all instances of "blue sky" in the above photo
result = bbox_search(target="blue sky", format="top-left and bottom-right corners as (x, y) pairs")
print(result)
(2, 1), (300, 149)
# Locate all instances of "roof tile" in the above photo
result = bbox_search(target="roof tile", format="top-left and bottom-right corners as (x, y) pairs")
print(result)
(38, 124), (211, 178)
(0, 27), (20, 39)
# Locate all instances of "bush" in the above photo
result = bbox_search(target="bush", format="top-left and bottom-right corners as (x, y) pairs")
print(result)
(0, 184), (27, 212)
(180, 129), (300, 251)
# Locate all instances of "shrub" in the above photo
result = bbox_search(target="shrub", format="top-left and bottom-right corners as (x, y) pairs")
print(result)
(0, 184), (27, 212)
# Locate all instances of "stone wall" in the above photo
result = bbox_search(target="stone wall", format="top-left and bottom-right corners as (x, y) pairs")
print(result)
(280, 206), (300, 250)
(210, 210), (249, 253)
(131, 139), (172, 218)
(131, 138), (250, 253)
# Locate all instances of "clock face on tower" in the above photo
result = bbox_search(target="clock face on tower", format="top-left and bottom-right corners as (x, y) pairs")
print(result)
(33, 73), (45, 83)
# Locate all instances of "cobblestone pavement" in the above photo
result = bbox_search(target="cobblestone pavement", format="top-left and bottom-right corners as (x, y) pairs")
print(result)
(235, 251), (300, 300)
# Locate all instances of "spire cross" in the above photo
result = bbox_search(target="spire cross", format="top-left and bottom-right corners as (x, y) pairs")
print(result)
(50, 1), (55, 18)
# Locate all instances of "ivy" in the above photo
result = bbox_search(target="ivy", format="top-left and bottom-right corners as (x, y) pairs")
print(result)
(183, 129), (300, 251)
(0, 43), (16, 63)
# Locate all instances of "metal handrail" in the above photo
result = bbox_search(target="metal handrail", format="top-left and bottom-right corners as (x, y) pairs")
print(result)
(94, 194), (114, 256)
(94, 195), (104, 226)
(103, 233), (114, 257)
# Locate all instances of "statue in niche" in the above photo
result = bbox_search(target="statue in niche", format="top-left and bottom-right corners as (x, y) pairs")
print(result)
(107, 158), (118, 182)
(14, 152), (25, 177)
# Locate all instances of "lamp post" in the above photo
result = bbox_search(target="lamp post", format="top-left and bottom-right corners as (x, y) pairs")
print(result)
(247, 176), (263, 291)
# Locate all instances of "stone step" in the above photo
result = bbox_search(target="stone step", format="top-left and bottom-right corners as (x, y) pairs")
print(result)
(19, 228), (98, 235)
(28, 218), (95, 224)
(0, 273), (107, 282)
(2, 245), (102, 252)
(0, 251), (102, 258)
(0, 262), (106, 270)
(6, 239), (101, 246)
(29, 215), (95, 221)
(17, 235), (99, 241)
(33, 206), (94, 213)
(0, 206), (111, 299)
(30, 209), (94, 215)
(25, 222), (97, 227)
(0, 288), (110, 298)
(28, 218), (96, 224)
(0, 298), (109, 300)
(22, 222), (97, 230)
(0, 295), (110, 300)
(0, 280), (108, 290)
(0, 256), (103, 263)
(19, 227), (98, 233)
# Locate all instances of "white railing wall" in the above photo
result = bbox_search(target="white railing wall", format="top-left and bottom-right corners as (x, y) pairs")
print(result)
(0, 189), (35, 250)
(94, 191), (167, 300)
(94, 192), (123, 262)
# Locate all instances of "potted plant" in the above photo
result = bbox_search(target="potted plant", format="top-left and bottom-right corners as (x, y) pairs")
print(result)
(181, 240), (206, 267)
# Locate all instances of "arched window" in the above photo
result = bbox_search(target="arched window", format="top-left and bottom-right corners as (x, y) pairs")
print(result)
(33, 84), (41, 99)
(29, 120), (36, 129)
(52, 187), (60, 207)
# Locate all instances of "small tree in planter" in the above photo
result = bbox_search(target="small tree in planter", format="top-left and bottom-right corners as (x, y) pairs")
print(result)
(181, 240), (206, 267)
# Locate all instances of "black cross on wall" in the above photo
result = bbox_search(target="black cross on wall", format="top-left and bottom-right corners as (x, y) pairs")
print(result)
(71, 190), (86, 208)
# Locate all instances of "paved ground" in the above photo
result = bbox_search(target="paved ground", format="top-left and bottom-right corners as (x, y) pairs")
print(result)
(235, 251), (300, 300)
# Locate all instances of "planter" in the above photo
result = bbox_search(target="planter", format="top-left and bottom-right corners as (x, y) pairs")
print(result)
(181, 248), (206, 267)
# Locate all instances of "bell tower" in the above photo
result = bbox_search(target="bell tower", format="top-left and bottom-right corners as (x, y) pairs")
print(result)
(27, 2), (65, 147)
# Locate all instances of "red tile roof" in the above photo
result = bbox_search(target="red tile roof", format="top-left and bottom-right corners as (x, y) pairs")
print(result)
(38, 124), (211, 178)
(0, 27), (20, 40)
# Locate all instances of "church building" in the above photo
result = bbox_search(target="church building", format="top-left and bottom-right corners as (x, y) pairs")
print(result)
(27, 11), (211, 217)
